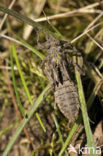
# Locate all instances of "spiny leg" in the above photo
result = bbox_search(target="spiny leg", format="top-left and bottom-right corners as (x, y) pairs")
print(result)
(44, 64), (59, 88)
(40, 55), (51, 68)
(61, 41), (82, 57)
(66, 57), (85, 75)
(62, 47), (81, 57)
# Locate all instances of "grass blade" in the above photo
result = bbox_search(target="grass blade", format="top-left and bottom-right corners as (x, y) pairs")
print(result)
(35, 112), (46, 132)
(0, 6), (60, 39)
(12, 45), (33, 105)
(11, 45), (46, 132)
(0, 34), (45, 60)
(59, 115), (82, 156)
(3, 84), (50, 156)
(10, 46), (25, 116)
(52, 113), (68, 156)
(0, 120), (18, 136)
(75, 70), (97, 156)
(16, 36), (45, 60)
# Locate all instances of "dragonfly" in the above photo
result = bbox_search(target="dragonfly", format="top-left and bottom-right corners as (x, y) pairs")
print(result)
(0, 5), (84, 121)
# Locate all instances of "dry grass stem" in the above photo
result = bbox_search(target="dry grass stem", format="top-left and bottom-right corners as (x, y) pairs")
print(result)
(0, 0), (16, 30)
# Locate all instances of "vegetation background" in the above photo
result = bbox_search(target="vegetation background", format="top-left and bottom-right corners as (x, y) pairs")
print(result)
(0, 0), (103, 155)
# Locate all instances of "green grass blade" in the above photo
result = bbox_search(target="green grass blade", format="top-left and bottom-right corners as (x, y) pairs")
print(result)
(0, 120), (19, 136)
(3, 84), (50, 156)
(16, 36), (45, 60)
(35, 112), (46, 132)
(52, 113), (68, 156)
(12, 45), (46, 132)
(1, 34), (45, 60)
(0, 6), (59, 39)
(12, 45), (33, 105)
(59, 115), (82, 156)
(75, 70), (97, 156)
(10, 46), (25, 116)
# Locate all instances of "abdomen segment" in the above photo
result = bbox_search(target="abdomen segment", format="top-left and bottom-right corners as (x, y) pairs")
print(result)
(54, 80), (80, 121)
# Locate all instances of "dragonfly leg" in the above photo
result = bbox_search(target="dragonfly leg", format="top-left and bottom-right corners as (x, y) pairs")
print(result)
(71, 60), (85, 75)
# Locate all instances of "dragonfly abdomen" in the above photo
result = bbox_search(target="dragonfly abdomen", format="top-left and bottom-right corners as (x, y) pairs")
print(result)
(54, 80), (80, 121)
